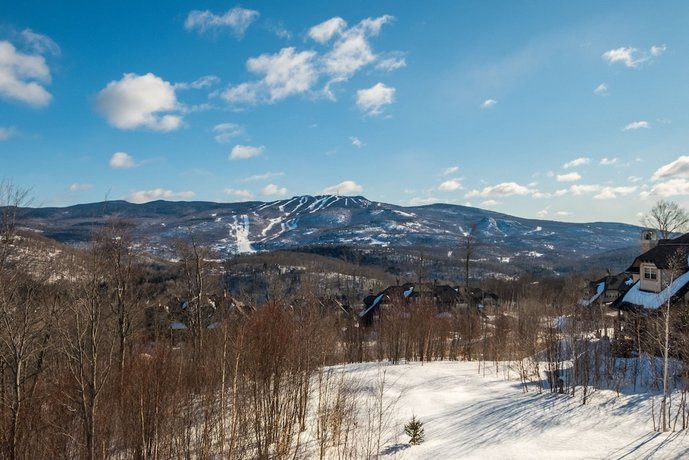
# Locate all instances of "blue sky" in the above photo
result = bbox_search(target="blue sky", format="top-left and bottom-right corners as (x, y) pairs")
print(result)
(2, 1), (689, 224)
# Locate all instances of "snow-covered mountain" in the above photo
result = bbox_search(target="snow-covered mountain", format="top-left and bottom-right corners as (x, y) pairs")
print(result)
(16, 195), (643, 271)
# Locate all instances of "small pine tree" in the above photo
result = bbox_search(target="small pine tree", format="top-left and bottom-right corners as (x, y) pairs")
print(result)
(404, 415), (425, 445)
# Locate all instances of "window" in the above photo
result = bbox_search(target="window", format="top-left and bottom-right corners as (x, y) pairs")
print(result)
(643, 266), (658, 281)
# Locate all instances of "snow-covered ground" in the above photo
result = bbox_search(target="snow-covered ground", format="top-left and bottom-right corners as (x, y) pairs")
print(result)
(314, 361), (689, 459)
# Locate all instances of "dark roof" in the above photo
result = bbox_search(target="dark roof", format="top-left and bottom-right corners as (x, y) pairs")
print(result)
(626, 233), (689, 272)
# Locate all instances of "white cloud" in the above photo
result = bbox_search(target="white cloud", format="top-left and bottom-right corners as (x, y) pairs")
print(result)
(109, 152), (137, 169)
(481, 99), (497, 109)
(0, 41), (53, 107)
(350, 136), (364, 148)
(222, 47), (317, 104)
(243, 171), (284, 182)
(466, 182), (533, 198)
(96, 73), (182, 131)
(600, 157), (618, 165)
(602, 45), (666, 68)
(308, 17), (347, 43)
(127, 189), (195, 204)
(643, 178), (689, 198)
(569, 184), (636, 199)
(556, 172), (581, 182)
(224, 188), (254, 201)
(213, 122), (243, 143)
(628, 176), (643, 183)
(650, 44), (667, 57)
(356, 82), (395, 115)
(443, 166), (459, 176)
(563, 157), (590, 169)
(623, 120), (649, 131)
(175, 75), (220, 90)
(20, 29), (60, 56)
(375, 54), (406, 71)
(537, 209), (549, 218)
(480, 200), (499, 207)
(651, 156), (689, 181)
(0, 126), (15, 140)
(321, 180), (363, 195)
(602, 47), (645, 68)
(229, 144), (264, 160)
(594, 83), (608, 95)
(68, 183), (93, 192)
(555, 211), (571, 217)
(184, 7), (259, 37)
(320, 15), (394, 80)
(261, 183), (288, 196)
(439, 179), (462, 191)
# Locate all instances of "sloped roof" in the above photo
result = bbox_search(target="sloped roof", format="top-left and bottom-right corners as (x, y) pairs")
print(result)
(616, 271), (689, 310)
(626, 233), (689, 271)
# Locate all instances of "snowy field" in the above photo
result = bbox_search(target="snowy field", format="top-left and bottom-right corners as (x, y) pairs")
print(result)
(317, 361), (689, 460)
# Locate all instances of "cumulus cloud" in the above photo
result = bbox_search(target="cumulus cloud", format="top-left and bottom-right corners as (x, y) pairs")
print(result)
(443, 166), (459, 176)
(221, 15), (398, 105)
(0, 41), (53, 107)
(651, 156), (689, 181)
(466, 182), (533, 198)
(321, 180), (363, 195)
(229, 144), (264, 160)
(213, 122), (243, 143)
(439, 179), (462, 191)
(109, 152), (137, 169)
(481, 99), (497, 109)
(184, 7), (259, 37)
(308, 17), (347, 43)
(243, 171), (284, 182)
(356, 82), (395, 115)
(594, 83), (608, 95)
(350, 136), (364, 148)
(556, 172), (581, 182)
(96, 73), (182, 131)
(68, 183), (93, 192)
(569, 184), (636, 199)
(623, 120), (649, 131)
(643, 179), (689, 198)
(261, 183), (288, 196)
(222, 47), (317, 104)
(224, 188), (254, 201)
(127, 189), (195, 203)
(600, 157), (618, 165)
(0, 126), (16, 140)
(563, 157), (590, 169)
(318, 15), (394, 80)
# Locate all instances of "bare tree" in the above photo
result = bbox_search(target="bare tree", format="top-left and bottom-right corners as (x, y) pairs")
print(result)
(458, 223), (479, 290)
(642, 200), (689, 239)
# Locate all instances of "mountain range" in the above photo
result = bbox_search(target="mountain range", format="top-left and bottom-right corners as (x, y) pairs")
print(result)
(15, 195), (645, 275)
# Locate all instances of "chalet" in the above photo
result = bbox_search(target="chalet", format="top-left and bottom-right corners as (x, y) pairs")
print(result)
(581, 272), (634, 306)
(614, 233), (689, 310)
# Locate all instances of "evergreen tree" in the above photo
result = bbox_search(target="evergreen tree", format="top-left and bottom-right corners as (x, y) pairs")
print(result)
(404, 415), (425, 445)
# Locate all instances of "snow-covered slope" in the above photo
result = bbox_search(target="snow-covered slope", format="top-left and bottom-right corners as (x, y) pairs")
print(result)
(315, 361), (687, 459)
